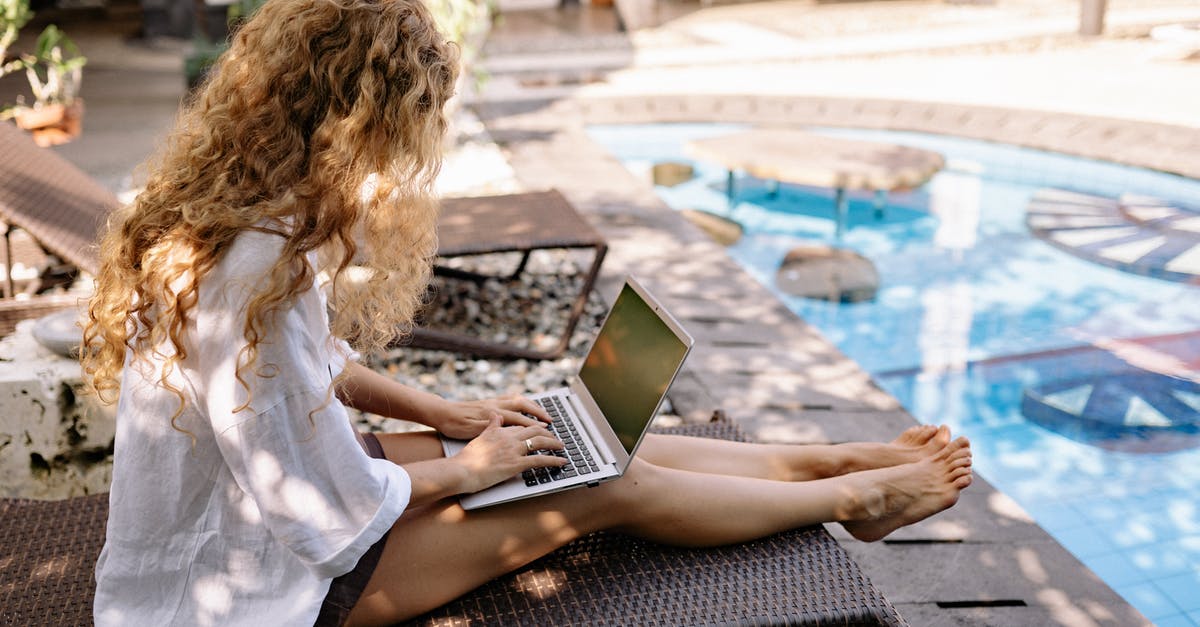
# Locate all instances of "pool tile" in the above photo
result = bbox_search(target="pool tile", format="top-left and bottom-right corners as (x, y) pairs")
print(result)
(1084, 551), (1149, 588)
(1126, 541), (1197, 579)
(1155, 571), (1200, 612)
(1070, 496), (1133, 523)
(1103, 513), (1181, 549)
(1189, 609), (1200, 625)
(1154, 614), (1196, 627)
(1115, 582), (1181, 619)
(1028, 501), (1088, 532)
(1154, 614), (1197, 627)
(1054, 524), (1118, 559)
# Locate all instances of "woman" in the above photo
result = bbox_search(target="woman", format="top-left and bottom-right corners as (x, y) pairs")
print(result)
(84, 0), (972, 625)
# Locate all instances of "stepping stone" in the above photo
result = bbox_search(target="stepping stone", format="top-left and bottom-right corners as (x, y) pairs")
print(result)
(775, 245), (879, 303)
(681, 209), (743, 246)
(651, 162), (695, 187)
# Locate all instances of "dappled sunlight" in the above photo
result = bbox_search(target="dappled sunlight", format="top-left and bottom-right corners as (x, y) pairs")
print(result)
(191, 575), (234, 627)
(1037, 589), (1104, 627)
(919, 519), (969, 540)
(1016, 548), (1049, 585)
(513, 568), (569, 601)
(754, 421), (825, 445)
(987, 491), (1035, 524)
(28, 555), (70, 581)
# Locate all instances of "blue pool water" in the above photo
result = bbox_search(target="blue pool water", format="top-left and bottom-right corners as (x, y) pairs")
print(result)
(588, 124), (1200, 625)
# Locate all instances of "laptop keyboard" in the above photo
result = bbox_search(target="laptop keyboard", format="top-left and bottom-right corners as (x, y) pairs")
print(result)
(522, 396), (600, 487)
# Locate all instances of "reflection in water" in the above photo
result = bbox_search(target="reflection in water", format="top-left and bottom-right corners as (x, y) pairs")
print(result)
(929, 160), (982, 259)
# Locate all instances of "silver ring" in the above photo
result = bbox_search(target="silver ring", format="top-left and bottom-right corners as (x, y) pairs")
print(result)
(524, 438), (534, 454)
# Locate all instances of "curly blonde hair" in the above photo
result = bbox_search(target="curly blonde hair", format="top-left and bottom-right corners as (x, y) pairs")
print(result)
(82, 0), (459, 412)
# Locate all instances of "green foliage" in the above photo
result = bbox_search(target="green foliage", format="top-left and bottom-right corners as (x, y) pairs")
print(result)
(22, 24), (86, 106)
(0, 0), (34, 78)
(428, 0), (489, 48)
(427, 0), (493, 96)
(0, 0), (86, 115)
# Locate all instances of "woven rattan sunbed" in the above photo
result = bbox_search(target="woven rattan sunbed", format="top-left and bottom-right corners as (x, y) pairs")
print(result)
(0, 416), (906, 626)
(409, 189), (608, 361)
(0, 122), (116, 336)
(0, 125), (604, 353)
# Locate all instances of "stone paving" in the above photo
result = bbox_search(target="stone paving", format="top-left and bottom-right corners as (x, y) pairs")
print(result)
(467, 1), (1200, 624)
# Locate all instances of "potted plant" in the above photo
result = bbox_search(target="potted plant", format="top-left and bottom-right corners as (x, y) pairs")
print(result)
(0, 0), (32, 78)
(1, 0), (87, 147)
(7, 24), (86, 146)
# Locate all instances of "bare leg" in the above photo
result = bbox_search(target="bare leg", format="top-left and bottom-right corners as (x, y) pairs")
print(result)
(347, 432), (972, 625)
(638, 424), (949, 481)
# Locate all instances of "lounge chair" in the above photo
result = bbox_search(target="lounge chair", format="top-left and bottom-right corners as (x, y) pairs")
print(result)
(408, 189), (608, 361)
(0, 123), (604, 353)
(0, 414), (906, 626)
(0, 122), (115, 336)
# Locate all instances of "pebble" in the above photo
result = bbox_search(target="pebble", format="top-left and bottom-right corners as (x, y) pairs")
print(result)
(347, 250), (609, 434)
(343, 107), (614, 434)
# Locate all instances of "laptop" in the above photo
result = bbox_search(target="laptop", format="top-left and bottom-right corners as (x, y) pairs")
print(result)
(441, 276), (694, 510)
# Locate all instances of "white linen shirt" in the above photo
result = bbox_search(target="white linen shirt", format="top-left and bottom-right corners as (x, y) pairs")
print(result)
(94, 229), (412, 626)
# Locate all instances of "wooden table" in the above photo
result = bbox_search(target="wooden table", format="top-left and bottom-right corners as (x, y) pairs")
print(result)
(686, 130), (945, 237)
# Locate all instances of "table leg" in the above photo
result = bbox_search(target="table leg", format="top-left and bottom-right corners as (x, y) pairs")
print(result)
(726, 169), (736, 204)
(835, 187), (847, 239)
(874, 189), (887, 220)
(768, 180), (780, 199)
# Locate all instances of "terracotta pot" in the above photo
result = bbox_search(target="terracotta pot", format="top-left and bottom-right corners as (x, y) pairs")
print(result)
(12, 100), (85, 147)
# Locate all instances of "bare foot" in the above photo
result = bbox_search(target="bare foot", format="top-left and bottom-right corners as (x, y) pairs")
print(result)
(833, 424), (951, 476)
(891, 424), (940, 448)
(839, 436), (972, 542)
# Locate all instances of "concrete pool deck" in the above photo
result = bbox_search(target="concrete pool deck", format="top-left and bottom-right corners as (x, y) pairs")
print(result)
(8, 0), (1200, 624)
(469, 1), (1200, 625)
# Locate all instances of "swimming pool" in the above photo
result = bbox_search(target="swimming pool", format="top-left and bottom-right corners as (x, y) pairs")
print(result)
(588, 123), (1200, 625)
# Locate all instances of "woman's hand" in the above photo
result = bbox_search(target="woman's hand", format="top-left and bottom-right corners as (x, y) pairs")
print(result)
(451, 416), (567, 494)
(433, 394), (553, 440)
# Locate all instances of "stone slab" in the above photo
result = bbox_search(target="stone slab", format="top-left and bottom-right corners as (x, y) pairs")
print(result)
(704, 369), (903, 413)
(686, 129), (946, 192)
(825, 478), (1065, 545)
(836, 541), (1148, 625)
(0, 319), (114, 499)
(890, 603), (1141, 627)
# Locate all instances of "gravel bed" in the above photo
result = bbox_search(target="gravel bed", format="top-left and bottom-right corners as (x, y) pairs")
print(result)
(349, 250), (611, 434)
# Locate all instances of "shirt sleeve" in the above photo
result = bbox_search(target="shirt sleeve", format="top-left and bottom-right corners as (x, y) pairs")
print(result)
(192, 239), (409, 579)
(216, 386), (410, 579)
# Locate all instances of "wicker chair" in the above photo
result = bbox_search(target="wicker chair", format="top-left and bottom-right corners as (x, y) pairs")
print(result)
(0, 126), (604, 355)
(408, 189), (608, 361)
(0, 123), (116, 336)
(0, 416), (906, 626)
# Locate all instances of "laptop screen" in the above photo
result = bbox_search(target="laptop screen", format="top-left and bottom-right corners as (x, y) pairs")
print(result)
(579, 283), (691, 454)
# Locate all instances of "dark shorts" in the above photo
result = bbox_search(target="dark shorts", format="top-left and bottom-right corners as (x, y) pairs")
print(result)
(314, 432), (390, 627)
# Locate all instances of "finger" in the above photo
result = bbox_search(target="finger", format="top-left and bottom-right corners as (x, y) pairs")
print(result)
(499, 410), (542, 428)
(523, 450), (568, 468)
(510, 397), (551, 423)
(482, 413), (503, 432)
(514, 424), (557, 443)
(528, 434), (564, 451)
